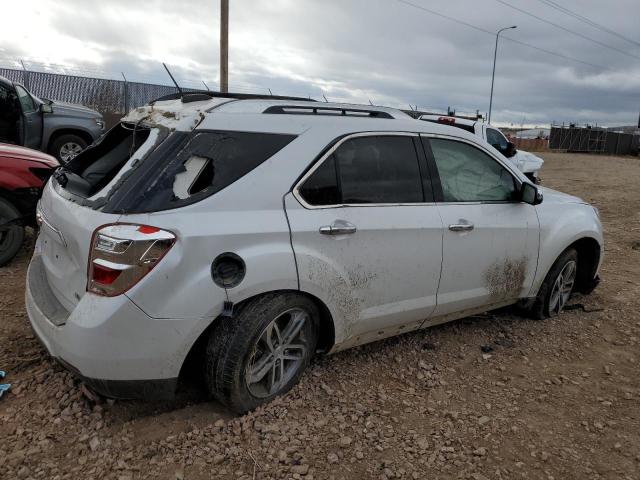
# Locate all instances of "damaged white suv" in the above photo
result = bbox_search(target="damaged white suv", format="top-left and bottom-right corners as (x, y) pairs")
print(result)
(26, 93), (602, 413)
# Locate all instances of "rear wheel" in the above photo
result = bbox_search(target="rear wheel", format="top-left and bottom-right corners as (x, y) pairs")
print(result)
(0, 198), (25, 267)
(529, 248), (578, 319)
(50, 134), (87, 163)
(205, 293), (319, 413)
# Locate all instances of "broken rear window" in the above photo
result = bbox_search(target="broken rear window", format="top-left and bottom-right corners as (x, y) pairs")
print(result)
(55, 123), (151, 198)
(103, 131), (296, 213)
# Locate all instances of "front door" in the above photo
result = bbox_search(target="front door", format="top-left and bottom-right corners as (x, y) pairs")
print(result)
(285, 133), (443, 348)
(14, 84), (42, 149)
(422, 135), (539, 317)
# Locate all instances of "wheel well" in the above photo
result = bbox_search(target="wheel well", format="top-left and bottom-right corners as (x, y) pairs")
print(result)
(47, 129), (93, 152)
(178, 290), (336, 381)
(569, 237), (601, 293)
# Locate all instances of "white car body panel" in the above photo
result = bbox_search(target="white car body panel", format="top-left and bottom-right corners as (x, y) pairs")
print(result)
(433, 201), (540, 315)
(24, 97), (603, 389)
(285, 193), (443, 350)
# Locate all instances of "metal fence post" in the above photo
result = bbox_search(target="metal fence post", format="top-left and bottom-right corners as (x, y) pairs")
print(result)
(20, 60), (30, 90)
(121, 72), (129, 114)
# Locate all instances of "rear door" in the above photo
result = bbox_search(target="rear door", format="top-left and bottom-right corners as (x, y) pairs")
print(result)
(285, 133), (443, 347)
(14, 84), (42, 149)
(421, 135), (539, 317)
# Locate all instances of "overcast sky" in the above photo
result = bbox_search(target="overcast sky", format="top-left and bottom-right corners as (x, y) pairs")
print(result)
(1, 0), (639, 126)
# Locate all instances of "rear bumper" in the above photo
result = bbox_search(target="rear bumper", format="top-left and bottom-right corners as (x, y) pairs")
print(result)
(25, 254), (203, 400)
(55, 357), (177, 400)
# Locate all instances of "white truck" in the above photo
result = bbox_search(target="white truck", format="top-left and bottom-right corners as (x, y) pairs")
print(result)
(419, 114), (544, 183)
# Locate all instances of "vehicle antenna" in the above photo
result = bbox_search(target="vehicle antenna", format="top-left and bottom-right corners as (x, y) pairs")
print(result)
(162, 63), (183, 96)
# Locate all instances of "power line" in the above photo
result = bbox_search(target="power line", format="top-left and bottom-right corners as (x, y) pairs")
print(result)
(395, 0), (606, 69)
(536, 0), (640, 49)
(494, 0), (640, 60)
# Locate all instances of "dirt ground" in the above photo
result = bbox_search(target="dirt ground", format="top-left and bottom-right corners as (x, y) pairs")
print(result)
(1, 152), (639, 480)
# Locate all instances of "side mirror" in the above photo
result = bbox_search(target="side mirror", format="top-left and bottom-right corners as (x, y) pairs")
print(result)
(521, 182), (543, 205)
(40, 103), (53, 114)
(505, 141), (516, 158)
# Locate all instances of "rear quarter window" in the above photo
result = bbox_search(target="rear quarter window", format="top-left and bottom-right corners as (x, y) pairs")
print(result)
(105, 131), (296, 213)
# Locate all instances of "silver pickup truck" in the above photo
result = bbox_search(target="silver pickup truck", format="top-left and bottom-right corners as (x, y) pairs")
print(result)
(0, 75), (105, 162)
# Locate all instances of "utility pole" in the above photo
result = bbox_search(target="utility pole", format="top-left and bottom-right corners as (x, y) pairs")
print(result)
(488, 25), (516, 124)
(220, 0), (229, 93)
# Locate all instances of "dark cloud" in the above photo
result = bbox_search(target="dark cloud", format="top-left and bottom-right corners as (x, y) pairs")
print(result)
(2, 0), (639, 126)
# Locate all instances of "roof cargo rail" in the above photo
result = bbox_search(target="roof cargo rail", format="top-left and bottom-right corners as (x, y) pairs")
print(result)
(150, 91), (315, 105)
(263, 105), (394, 119)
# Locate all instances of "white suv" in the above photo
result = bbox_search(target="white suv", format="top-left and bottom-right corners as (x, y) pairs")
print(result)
(419, 114), (544, 182)
(26, 94), (602, 413)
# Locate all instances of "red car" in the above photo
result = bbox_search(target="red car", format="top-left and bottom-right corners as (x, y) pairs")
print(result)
(0, 144), (58, 266)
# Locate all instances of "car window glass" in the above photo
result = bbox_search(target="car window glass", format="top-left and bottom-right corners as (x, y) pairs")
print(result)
(336, 136), (423, 204)
(101, 130), (296, 213)
(298, 155), (339, 206)
(299, 136), (425, 205)
(429, 139), (516, 202)
(15, 85), (35, 113)
(486, 127), (508, 149)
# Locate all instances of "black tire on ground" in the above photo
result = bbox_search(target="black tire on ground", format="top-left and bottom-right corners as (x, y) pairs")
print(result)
(528, 248), (578, 320)
(0, 197), (25, 267)
(205, 293), (319, 414)
(50, 134), (88, 163)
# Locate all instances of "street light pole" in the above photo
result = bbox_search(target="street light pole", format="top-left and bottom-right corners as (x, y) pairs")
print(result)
(220, 0), (229, 93)
(488, 25), (516, 124)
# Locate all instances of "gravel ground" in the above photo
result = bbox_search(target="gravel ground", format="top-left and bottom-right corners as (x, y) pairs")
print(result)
(1, 152), (639, 480)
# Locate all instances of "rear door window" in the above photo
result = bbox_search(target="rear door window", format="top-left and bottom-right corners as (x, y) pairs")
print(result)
(298, 135), (427, 206)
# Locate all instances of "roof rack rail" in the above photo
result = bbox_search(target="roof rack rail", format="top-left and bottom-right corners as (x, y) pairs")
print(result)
(150, 91), (316, 105)
(263, 105), (394, 119)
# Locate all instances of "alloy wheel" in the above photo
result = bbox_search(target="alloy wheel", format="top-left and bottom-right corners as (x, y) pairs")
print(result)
(59, 142), (83, 162)
(549, 260), (577, 315)
(245, 308), (309, 398)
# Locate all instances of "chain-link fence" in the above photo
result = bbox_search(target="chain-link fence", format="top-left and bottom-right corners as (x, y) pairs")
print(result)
(0, 67), (200, 118)
(549, 124), (639, 155)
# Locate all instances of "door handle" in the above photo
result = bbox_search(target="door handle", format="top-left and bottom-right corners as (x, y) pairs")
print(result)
(319, 221), (357, 235)
(448, 223), (474, 232)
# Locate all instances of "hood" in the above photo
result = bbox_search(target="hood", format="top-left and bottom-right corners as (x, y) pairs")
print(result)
(538, 186), (585, 205)
(0, 143), (59, 167)
(51, 101), (102, 119)
(511, 150), (544, 174)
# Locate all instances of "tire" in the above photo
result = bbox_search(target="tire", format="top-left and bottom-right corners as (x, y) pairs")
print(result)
(0, 198), (25, 267)
(528, 248), (578, 319)
(206, 293), (319, 414)
(50, 134), (88, 163)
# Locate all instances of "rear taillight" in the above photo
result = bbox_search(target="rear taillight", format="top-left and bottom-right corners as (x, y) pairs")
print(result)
(88, 224), (176, 297)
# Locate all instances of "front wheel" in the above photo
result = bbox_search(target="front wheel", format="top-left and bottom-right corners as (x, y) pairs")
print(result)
(529, 248), (578, 319)
(50, 134), (88, 163)
(205, 293), (319, 413)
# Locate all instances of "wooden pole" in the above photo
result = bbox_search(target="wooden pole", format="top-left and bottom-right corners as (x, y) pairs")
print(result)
(220, 0), (229, 93)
